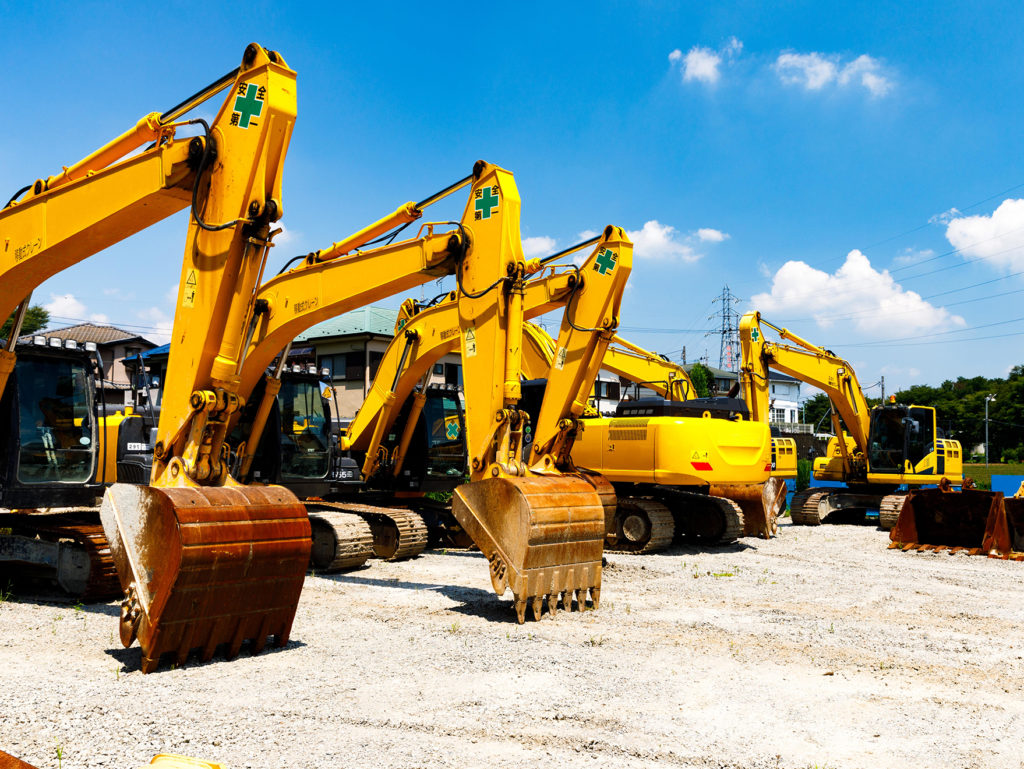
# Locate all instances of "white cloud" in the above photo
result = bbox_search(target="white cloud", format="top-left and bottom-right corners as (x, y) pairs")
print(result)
(682, 46), (722, 84)
(775, 51), (893, 96)
(945, 198), (1024, 271)
(43, 293), (109, 324)
(670, 38), (742, 86)
(274, 223), (298, 246)
(751, 250), (965, 334)
(775, 52), (838, 90)
(165, 283), (180, 304)
(137, 307), (174, 346)
(837, 54), (893, 96)
(522, 236), (557, 258)
(627, 221), (700, 262)
(697, 228), (729, 243)
(930, 207), (961, 225)
(578, 229), (599, 240)
(893, 247), (934, 266)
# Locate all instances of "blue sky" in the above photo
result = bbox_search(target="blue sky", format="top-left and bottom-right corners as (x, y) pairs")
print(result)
(4, 1), (1024, 397)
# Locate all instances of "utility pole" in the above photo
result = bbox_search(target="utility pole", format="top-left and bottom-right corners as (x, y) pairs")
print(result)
(708, 285), (741, 371)
(985, 394), (996, 465)
(880, 375), (885, 401)
(681, 346), (686, 364)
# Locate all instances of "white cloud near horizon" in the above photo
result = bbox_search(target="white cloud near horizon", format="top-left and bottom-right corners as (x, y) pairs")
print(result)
(774, 51), (893, 96)
(751, 250), (964, 334)
(945, 198), (1024, 271)
(43, 293), (110, 325)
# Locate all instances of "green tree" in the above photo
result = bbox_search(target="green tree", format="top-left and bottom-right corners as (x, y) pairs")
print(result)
(1, 305), (49, 340)
(689, 362), (711, 398)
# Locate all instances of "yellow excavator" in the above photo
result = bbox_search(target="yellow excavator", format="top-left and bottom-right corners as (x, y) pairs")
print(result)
(2, 45), (312, 620)
(299, 229), (632, 619)
(102, 155), (629, 671)
(520, 324), (788, 552)
(739, 311), (964, 526)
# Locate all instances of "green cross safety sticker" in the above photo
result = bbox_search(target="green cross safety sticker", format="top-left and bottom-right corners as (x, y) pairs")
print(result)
(593, 248), (617, 275)
(474, 186), (499, 220)
(445, 419), (460, 440)
(232, 83), (265, 129)
(751, 328), (760, 342)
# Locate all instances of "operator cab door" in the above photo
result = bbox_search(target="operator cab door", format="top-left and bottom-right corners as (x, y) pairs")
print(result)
(867, 405), (908, 475)
(906, 406), (938, 474)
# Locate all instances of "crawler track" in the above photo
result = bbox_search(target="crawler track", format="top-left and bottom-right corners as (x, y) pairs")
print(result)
(0, 510), (118, 601)
(654, 487), (744, 545)
(789, 488), (830, 526)
(311, 501), (429, 561)
(606, 498), (675, 554)
(878, 493), (906, 531)
(305, 508), (375, 572)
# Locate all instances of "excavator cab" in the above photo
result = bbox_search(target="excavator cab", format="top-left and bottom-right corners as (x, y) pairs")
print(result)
(0, 338), (120, 599)
(0, 340), (101, 507)
(371, 384), (467, 493)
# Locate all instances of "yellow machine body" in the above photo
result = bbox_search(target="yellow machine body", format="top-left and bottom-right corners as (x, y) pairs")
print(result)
(739, 311), (970, 533)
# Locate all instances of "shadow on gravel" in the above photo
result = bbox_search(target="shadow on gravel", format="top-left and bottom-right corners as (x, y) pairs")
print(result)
(326, 572), (519, 623)
(103, 637), (307, 674)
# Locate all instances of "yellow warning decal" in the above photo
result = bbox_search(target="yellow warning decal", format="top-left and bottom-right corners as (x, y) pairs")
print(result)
(181, 269), (198, 308)
(464, 326), (477, 357)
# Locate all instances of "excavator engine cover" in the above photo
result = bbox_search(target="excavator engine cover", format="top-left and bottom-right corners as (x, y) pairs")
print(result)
(888, 487), (1020, 558)
(451, 473), (607, 623)
(100, 483), (311, 673)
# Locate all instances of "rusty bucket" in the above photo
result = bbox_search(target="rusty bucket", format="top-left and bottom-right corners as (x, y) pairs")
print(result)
(100, 483), (311, 673)
(889, 487), (1007, 556)
(451, 473), (606, 623)
(709, 478), (785, 539)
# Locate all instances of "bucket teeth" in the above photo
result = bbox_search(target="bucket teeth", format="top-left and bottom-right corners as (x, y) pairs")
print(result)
(514, 599), (527, 625)
(531, 597), (543, 621)
(590, 586), (600, 609)
(547, 593), (558, 616)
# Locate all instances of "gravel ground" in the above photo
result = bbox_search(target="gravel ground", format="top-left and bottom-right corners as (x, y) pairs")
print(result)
(2, 519), (1023, 769)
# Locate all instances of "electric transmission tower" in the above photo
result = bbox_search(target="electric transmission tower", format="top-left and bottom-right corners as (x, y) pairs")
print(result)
(707, 285), (741, 371)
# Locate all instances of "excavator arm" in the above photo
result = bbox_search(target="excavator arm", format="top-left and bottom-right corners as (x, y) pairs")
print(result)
(341, 237), (624, 480)
(739, 311), (872, 477)
(99, 45), (314, 673)
(0, 63), (242, 396)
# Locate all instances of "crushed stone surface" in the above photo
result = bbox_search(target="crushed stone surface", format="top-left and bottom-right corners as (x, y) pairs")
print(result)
(2, 520), (1022, 768)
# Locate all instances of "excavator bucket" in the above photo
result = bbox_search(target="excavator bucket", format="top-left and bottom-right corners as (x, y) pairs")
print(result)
(888, 487), (1017, 557)
(451, 473), (607, 623)
(709, 477), (786, 539)
(100, 483), (311, 673)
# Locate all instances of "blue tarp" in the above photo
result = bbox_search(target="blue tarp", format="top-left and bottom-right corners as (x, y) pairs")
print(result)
(991, 475), (1024, 496)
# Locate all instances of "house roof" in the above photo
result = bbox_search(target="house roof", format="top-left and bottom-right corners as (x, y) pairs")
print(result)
(295, 306), (399, 342)
(682, 363), (799, 385)
(28, 323), (155, 347)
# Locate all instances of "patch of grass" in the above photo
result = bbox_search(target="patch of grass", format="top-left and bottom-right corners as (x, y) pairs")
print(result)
(962, 462), (1024, 491)
(828, 622), (835, 634)
(584, 635), (605, 647)
(54, 738), (63, 769)
(711, 572), (736, 578)
(0, 580), (13, 603)
(447, 621), (462, 635)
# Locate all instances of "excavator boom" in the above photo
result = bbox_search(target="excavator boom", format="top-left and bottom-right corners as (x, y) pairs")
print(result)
(100, 45), (313, 673)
